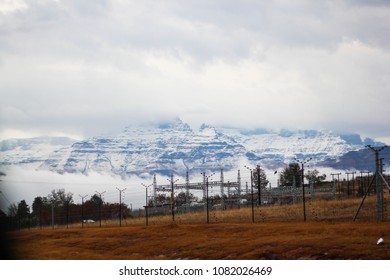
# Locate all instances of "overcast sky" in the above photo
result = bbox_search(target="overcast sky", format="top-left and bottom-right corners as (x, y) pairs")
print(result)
(1, 0), (390, 142)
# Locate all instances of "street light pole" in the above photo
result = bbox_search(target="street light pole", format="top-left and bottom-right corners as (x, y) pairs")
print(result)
(295, 158), (312, 222)
(142, 183), (153, 226)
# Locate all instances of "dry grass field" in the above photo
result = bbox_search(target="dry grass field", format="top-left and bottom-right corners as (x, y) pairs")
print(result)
(4, 197), (390, 260)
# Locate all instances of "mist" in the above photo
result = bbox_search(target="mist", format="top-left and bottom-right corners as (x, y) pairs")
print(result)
(0, 167), (150, 212)
(0, 165), (350, 215)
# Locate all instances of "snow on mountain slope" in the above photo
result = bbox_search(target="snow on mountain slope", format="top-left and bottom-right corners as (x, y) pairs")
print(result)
(0, 136), (77, 169)
(219, 128), (374, 162)
(0, 119), (385, 177)
(38, 119), (248, 176)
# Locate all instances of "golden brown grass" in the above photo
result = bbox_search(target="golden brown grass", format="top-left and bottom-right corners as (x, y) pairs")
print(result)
(5, 197), (390, 260)
(58, 196), (383, 228)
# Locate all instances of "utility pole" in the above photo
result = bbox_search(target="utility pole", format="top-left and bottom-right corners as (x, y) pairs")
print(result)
(79, 194), (88, 228)
(95, 191), (105, 228)
(142, 183), (153, 226)
(201, 172), (215, 224)
(244, 166), (255, 223)
(296, 158), (312, 222)
(167, 175), (179, 222)
(116, 187), (126, 227)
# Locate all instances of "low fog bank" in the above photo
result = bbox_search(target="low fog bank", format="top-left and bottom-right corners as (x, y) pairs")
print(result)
(0, 166), (352, 214)
(0, 167), (149, 212)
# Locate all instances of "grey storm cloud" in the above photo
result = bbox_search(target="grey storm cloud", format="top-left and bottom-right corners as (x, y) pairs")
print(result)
(0, 0), (390, 142)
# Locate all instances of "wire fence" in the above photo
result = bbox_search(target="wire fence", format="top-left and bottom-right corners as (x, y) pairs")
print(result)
(2, 176), (389, 231)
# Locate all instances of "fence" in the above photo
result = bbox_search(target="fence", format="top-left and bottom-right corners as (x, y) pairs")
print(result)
(3, 167), (390, 230)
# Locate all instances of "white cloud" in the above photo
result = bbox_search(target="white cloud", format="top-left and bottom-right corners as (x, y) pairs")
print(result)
(0, 0), (389, 140)
(0, 0), (28, 14)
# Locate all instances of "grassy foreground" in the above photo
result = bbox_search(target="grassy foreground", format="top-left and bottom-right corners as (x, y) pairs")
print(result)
(4, 197), (390, 260)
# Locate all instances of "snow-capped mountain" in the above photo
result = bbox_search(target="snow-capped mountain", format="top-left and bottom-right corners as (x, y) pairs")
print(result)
(0, 119), (386, 176)
(38, 119), (248, 176)
(220, 128), (383, 167)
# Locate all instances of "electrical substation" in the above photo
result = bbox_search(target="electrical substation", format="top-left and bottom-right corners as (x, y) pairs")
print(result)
(2, 147), (389, 231)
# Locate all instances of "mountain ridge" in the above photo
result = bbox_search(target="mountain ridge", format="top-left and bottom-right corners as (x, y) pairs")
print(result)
(0, 119), (387, 176)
